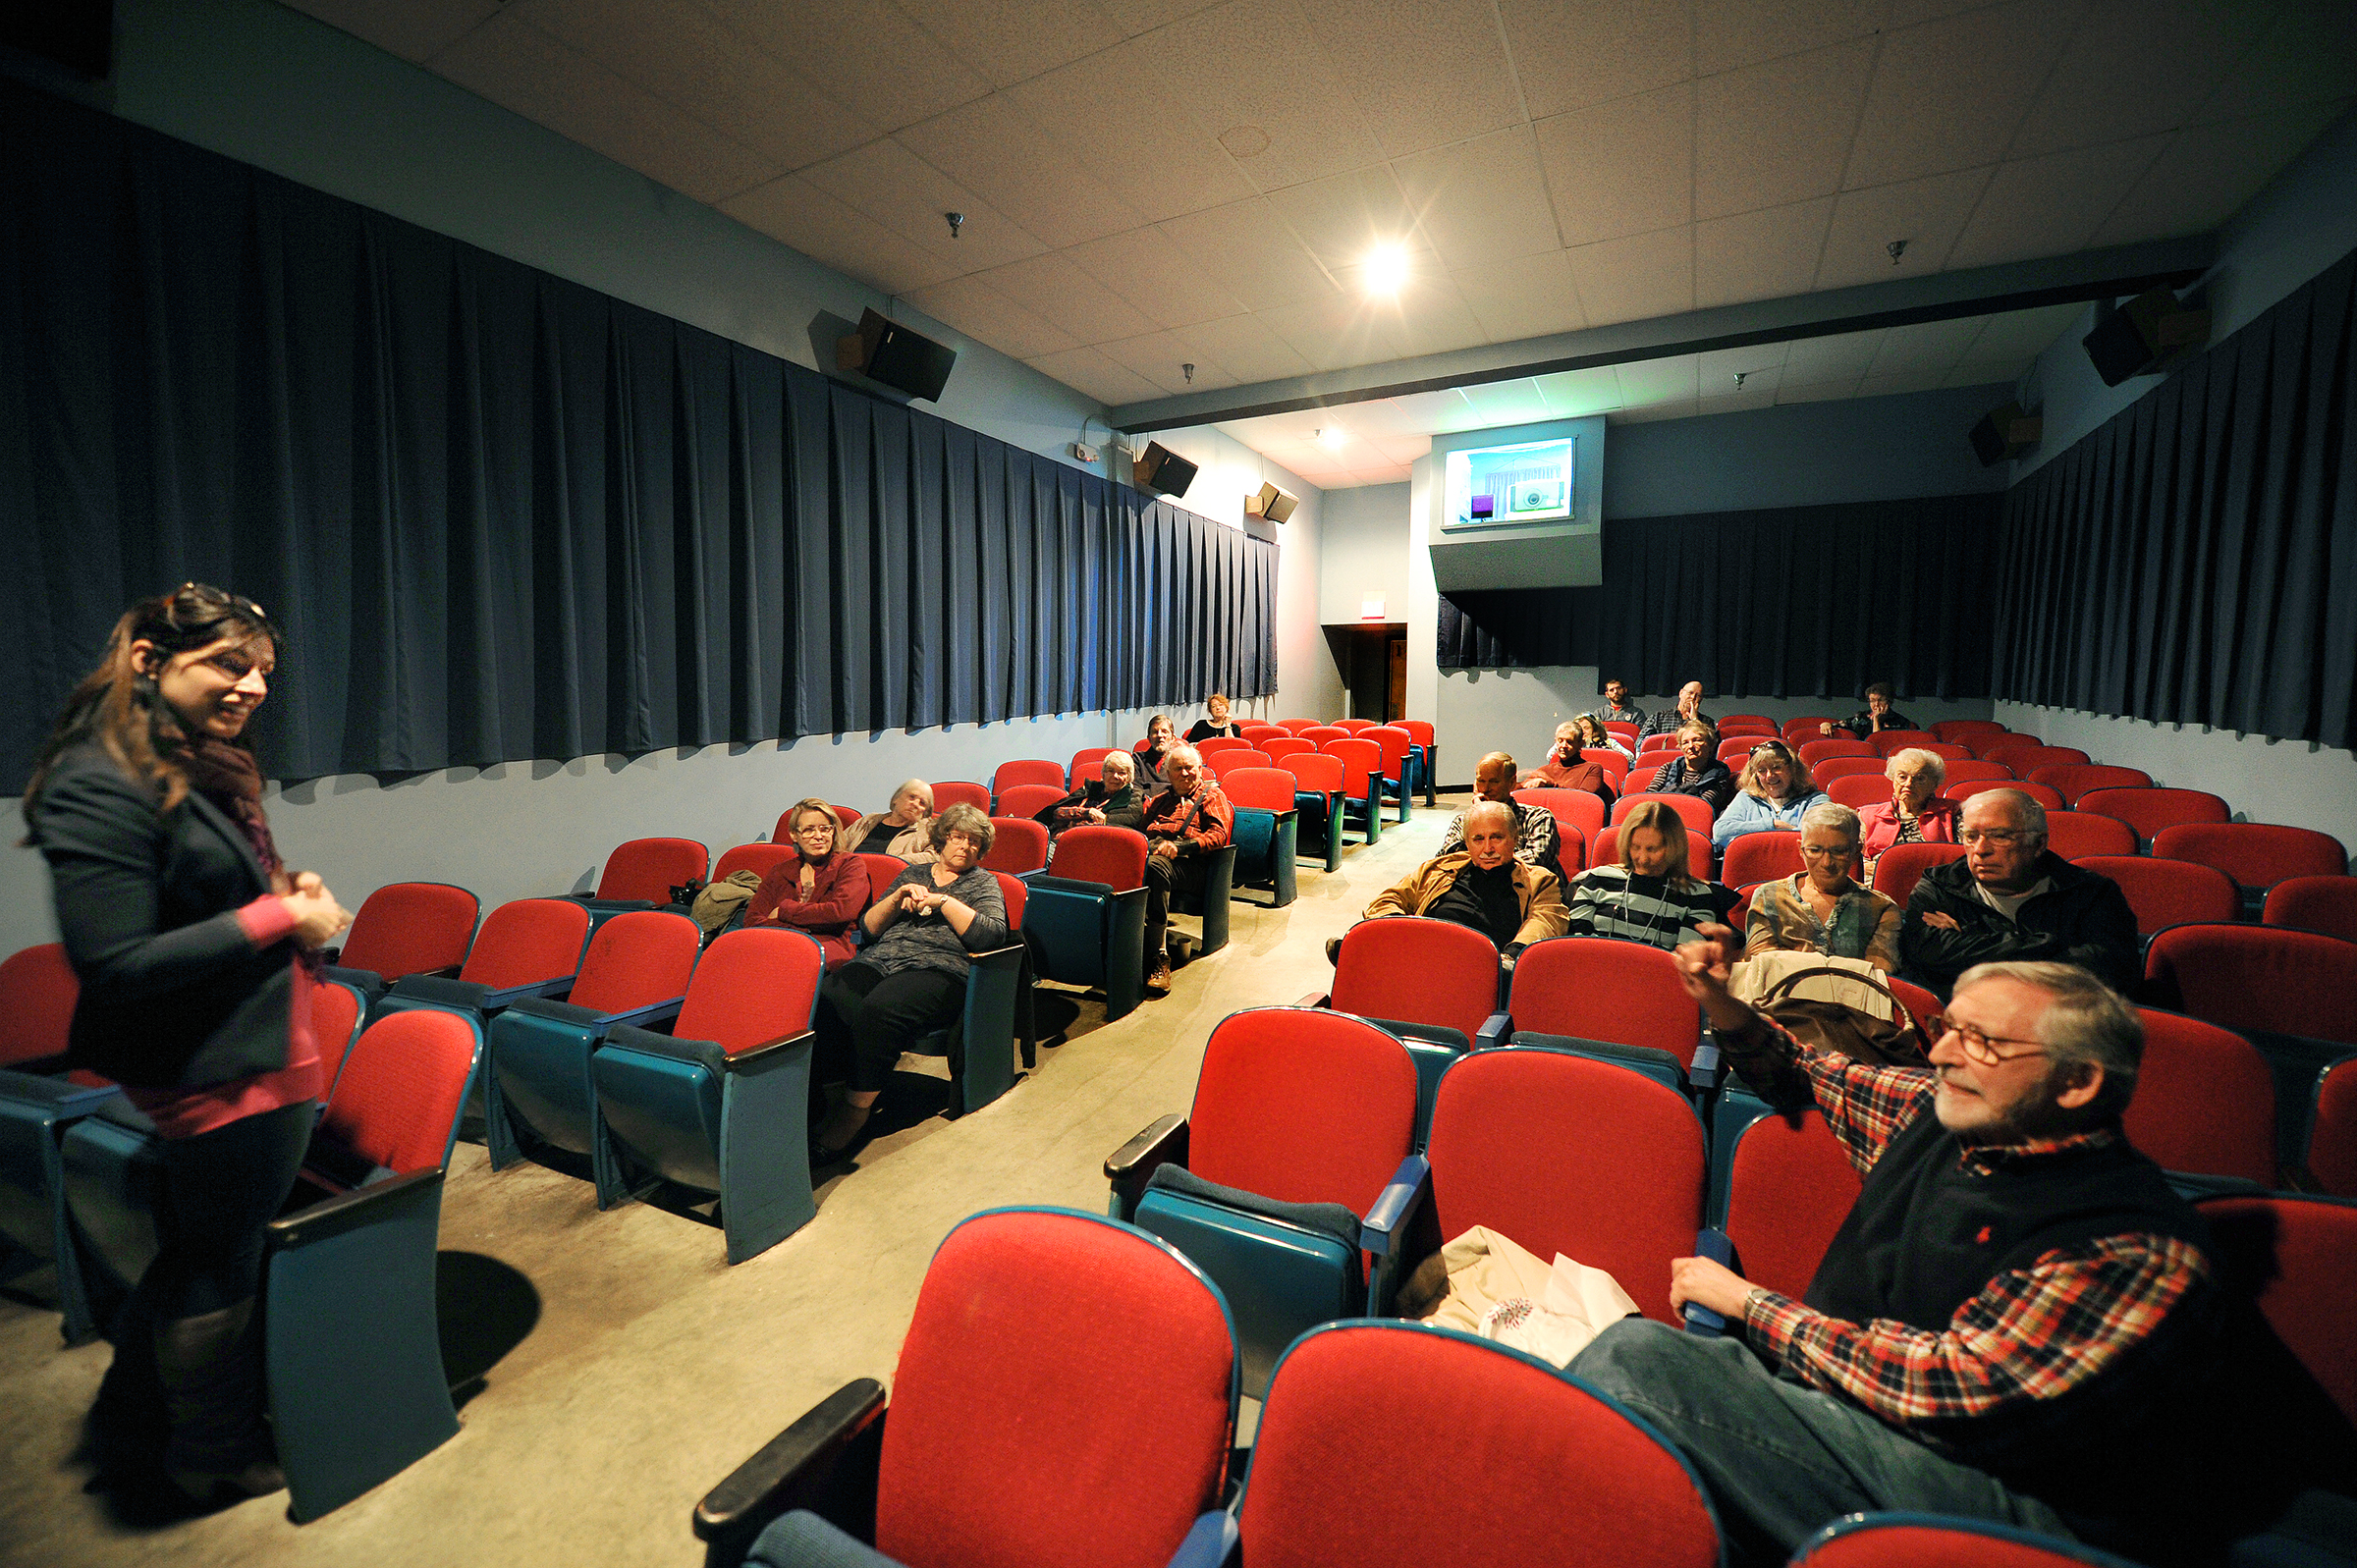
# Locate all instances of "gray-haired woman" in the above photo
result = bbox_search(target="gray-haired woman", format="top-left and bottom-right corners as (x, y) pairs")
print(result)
(843, 778), (937, 862)
(1745, 800), (1902, 970)
(810, 802), (1009, 1162)
(1856, 747), (1958, 865)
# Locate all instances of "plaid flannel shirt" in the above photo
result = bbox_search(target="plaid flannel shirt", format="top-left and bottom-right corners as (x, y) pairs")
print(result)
(1720, 1013), (2211, 1452)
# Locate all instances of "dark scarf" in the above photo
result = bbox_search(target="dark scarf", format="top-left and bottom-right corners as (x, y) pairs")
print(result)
(179, 737), (287, 886)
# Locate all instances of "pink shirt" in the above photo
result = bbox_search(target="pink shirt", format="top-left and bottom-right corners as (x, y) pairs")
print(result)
(121, 895), (320, 1139)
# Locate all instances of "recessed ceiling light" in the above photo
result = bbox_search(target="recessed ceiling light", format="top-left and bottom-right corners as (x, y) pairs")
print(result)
(1362, 243), (1409, 295)
(1318, 426), (1349, 450)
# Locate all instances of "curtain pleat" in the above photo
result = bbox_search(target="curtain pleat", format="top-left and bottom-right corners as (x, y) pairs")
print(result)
(0, 77), (1276, 790)
(1994, 245), (2357, 747)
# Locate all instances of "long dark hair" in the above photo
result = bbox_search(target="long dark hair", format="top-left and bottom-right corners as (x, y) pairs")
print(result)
(24, 583), (283, 818)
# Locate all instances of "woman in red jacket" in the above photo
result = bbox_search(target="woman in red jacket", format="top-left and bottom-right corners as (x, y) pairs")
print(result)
(744, 798), (871, 965)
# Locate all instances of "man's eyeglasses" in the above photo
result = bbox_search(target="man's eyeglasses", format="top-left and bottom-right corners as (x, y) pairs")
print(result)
(1927, 1011), (2049, 1066)
(1959, 828), (2031, 846)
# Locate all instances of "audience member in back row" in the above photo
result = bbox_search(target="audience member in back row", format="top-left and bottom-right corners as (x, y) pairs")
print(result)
(1571, 711), (1633, 761)
(1713, 739), (1828, 848)
(1035, 749), (1146, 838)
(842, 779), (936, 862)
(1183, 692), (1241, 743)
(1562, 799), (1734, 949)
(1346, 799), (1565, 971)
(1820, 680), (1916, 738)
(1746, 801), (1900, 971)
(745, 799), (872, 966)
(1644, 720), (1737, 817)
(1517, 721), (1617, 801)
(1856, 747), (1958, 864)
(809, 803), (1009, 1162)
(1899, 788), (2139, 999)
(1598, 676), (1650, 730)
(1439, 751), (1561, 876)
(1639, 679), (1713, 739)
(1574, 948), (2357, 1568)
(1141, 745), (1233, 998)
(1133, 714), (1178, 789)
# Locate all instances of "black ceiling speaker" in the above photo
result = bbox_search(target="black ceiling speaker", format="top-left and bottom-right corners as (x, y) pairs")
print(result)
(1133, 441), (1197, 499)
(2082, 287), (2210, 388)
(835, 308), (956, 402)
(1968, 402), (2043, 466)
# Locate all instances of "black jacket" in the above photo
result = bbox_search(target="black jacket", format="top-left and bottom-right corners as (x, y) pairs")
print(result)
(1033, 781), (1146, 835)
(1898, 851), (2140, 998)
(1645, 757), (1737, 818)
(28, 741), (298, 1089)
(1833, 708), (1917, 739)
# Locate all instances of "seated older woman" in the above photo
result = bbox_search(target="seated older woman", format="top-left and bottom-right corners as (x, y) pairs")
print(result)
(1184, 693), (1242, 743)
(1571, 712), (1634, 761)
(809, 802), (1010, 1162)
(843, 779), (937, 862)
(1037, 749), (1146, 838)
(1563, 799), (1734, 949)
(744, 797), (873, 965)
(1712, 739), (1828, 849)
(1744, 800), (1902, 971)
(1643, 720), (1735, 817)
(1856, 747), (1959, 864)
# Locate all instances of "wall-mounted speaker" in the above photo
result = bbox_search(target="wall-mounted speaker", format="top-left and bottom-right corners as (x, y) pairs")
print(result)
(1968, 402), (2043, 466)
(1245, 481), (1296, 522)
(835, 307), (956, 402)
(2082, 288), (2210, 388)
(1133, 441), (1197, 499)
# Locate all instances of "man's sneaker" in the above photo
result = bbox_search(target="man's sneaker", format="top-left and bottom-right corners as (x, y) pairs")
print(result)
(1145, 957), (1174, 997)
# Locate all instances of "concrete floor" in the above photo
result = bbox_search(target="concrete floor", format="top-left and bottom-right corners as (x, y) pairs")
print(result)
(0, 796), (1462, 1568)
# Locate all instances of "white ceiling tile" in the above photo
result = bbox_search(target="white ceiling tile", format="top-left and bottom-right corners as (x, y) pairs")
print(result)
(799, 137), (1048, 271)
(1368, 433), (1434, 463)
(2195, 0), (2357, 123)
(432, 16), (782, 203)
(1696, 383), (1784, 415)
(1171, 315), (1316, 382)
(1027, 346), (1165, 404)
(1103, 0), (1230, 34)
(2008, 0), (2271, 159)
(904, 276), (1080, 359)
(1451, 250), (1585, 344)
(1945, 136), (2170, 271)
(1615, 354), (1700, 405)
(1694, 37), (1878, 219)
(1693, 196), (1834, 308)
(890, 0), (1129, 90)
(1098, 331), (1228, 394)
(1611, 398), (1701, 424)
(1224, 407), (1328, 444)
(1532, 82), (1693, 248)
(1502, 0), (1694, 120)
(507, 0), (874, 169)
(1007, 49), (1258, 223)
(1065, 226), (1254, 329)
(1943, 357), (2031, 389)
(1960, 301), (2087, 358)
(1841, 0), (2084, 189)
(1566, 226), (1695, 326)
(1858, 367), (1953, 397)
(1866, 315), (1984, 374)
(896, 94), (1148, 249)
(1391, 278), (1491, 358)
(720, 176), (963, 294)
(1310, 397), (1435, 439)
(1535, 366), (1624, 415)
(1458, 379), (1556, 427)
(1396, 127), (1563, 270)
(2089, 101), (2348, 245)
(1698, 345), (1787, 400)
(1264, 165), (1420, 266)
(1776, 376), (1868, 404)
(1884, 0), (1997, 24)
(1814, 165), (1994, 288)
(1156, 199), (1340, 311)
(1386, 388), (1476, 430)
(1298, 0), (1523, 157)
(973, 252), (1157, 344)
(1781, 328), (1886, 385)
(298, 0), (499, 62)
(1695, 0), (1891, 76)
(1259, 293), (1410, 372)
(700, 0), (990, 132)
(1147, 0), (1390, 189)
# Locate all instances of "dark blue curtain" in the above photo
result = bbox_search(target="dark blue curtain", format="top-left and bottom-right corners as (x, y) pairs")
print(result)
(1436, 492), (1999, 700)
(0, 78), (1276, 791)
(1993, 245), (2357, 748)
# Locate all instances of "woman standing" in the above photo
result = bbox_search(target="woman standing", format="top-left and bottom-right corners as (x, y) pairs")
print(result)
(24, 584), (350, 1505)
(744, 798), (872, 965)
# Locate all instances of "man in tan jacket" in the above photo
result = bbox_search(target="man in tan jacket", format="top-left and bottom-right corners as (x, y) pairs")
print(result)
(1339, 800), (1568, 971)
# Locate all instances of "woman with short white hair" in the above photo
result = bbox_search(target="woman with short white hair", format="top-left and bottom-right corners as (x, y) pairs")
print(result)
(1745, 800), (1902, 970)
(843, 779), (937, 862)
(1856, 747), (1958, 864)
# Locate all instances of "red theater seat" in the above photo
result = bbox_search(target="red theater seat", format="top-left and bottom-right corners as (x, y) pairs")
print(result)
(2127, 1009), (2276, 1185)
(1613, 791), (1714, 836)
(1718, 1106), (1861, 1301)
(1067, 746), (1114, 784)
(2265, 876), (2357, 943)
(2196, 1194), (2357, 1427)
(981, 817), (1049, 875)
(2029, 763), (2154, 804)
(930, 781), (991, 815)
(334, 883), (479, 984)
(589, 838), (708, 904)
(1942, 759), (2017, 783)
(2074, 786), (2228, 845)
(458, 898), (592, 991)
(1721, 831), (1804, 887)
(1507, 938), (1703, 1075)
(1799, 739), (1875, 767)
(1982, 743), (2090, 774)
(2144, 924), (2357, 1047)
(710, 843), (794, 885)
(1871, 842), (1966, 906)
(2310, 1056), (2357, 1198)
(2075, 856), (2239, 935)
(2153, 823), (2348, 894)
(1942, 779), (2063, 810)
(1868, 730), (1939, 756)
(1330, 917), (1501, 1048)
(1827, 774), (1889, 808)
(1932, 720), (2011, 742)
(1814, 756), (1889, 784)
(994, 783), (1068, 820)
(0, 943), (79, 1068)
(2043, 810), (2137, 860)
(991, 759), (1065, 794)
(1045, 824), (1148, 892)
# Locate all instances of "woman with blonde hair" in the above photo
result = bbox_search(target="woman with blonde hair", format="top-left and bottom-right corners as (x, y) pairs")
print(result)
(1562, 799), (1732, 950)
(1712, 738), (1828, 849)
(744, 798), (871, 964)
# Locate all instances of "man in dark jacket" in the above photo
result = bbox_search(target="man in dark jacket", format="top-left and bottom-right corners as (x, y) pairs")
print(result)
(1821, 680), (1917, 739)
(1035, 749), (1146, 838)
(1140, 745), (1232, 997)
(1898, 789), (2139, 999)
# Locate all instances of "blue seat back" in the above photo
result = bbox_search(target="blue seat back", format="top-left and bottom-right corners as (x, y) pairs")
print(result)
(594, 1043), (726, 1193)
(1132, 1186), (1358, 1396)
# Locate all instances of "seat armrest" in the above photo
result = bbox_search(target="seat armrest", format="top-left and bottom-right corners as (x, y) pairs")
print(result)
(1295, 991), (1331, 1008)
(388, 973), (493, 1011)
(600, 997), (686, 1034)
(320, 964), (386, 995)
(1166, 1509), (1239, 1568)
(1687, 1036), (1722, 1092)
(1474, 1010), (1513, 1049)
(1682, 1227), (1737, 1337)
(1359, 1155), (1431, 1257)
(727, 1029), (814, 1071)
(0, 1068), (121, 1113)
(267, 1166), (445, 1251)
(477, 975), (578, 1010)
(1106, 1113), (1188, 1219)
(499, 996), (607, 1028)
(693, 1378), (887, 1549)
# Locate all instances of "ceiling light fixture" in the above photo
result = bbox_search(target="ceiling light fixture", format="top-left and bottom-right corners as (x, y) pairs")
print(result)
(1317, 427), (1349, 450)
(1362, 243), (1409, 295)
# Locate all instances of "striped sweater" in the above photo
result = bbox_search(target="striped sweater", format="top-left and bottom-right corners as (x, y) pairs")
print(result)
(1562, 864), (1728, 950)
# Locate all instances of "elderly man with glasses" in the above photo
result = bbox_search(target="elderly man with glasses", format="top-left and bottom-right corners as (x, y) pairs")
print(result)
(1566, 944), (2357, 1568)
(1895, 788), (2138, 999)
